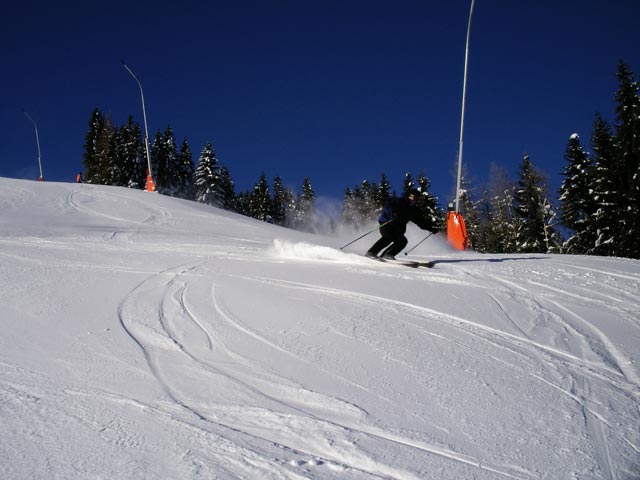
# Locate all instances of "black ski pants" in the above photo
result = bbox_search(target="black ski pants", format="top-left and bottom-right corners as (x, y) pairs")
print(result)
(367, 222), (408, 257)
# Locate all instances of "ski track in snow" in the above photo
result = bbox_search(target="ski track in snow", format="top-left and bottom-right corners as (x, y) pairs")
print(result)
(116, 254), (639, 479)
(66, 188), (172, 227)
(121, 264), (428, 478)
(115, 261), (529, 479)
(240, 264), (640, 467)
(115, 264), (331, 479)
(249, 274), (625, 385)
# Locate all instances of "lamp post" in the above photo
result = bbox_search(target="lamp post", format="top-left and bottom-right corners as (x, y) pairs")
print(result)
(446, 0), (474, 251)
(121, 60), (155, 192)
(454, 0), (475, 213)
(23, 109), (44, 181)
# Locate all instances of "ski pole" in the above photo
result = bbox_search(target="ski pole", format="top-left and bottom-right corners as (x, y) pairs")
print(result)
(340, 219), (393, 250)
(404, 231), (434, 256)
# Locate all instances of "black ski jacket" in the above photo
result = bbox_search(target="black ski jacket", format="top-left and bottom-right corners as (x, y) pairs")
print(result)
(378, 196), (435, 233)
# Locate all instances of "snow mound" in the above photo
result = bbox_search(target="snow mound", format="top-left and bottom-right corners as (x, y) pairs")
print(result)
(269, 239), (368, 264)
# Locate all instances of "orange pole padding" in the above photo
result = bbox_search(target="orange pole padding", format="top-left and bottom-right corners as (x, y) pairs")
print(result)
(446, 211), (469, 250)
(145, 175), (156, 192)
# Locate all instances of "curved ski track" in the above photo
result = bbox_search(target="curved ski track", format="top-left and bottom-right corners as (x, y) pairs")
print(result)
(112, 249), (640, 479)
(115, 260), (547, 479)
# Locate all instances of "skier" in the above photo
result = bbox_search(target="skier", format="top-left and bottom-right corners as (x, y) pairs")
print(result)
(366, 189), (437, 260)
(76, 172), (83, 183)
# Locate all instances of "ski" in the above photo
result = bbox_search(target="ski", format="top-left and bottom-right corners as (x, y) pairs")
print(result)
(365, 255), (435, 268)
(386, 258), (435, 269)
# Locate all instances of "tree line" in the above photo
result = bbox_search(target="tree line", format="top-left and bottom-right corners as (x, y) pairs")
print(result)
(82, 61), (639, 259)
(455, 60), (639, 259)
(82, 109), (317, 228)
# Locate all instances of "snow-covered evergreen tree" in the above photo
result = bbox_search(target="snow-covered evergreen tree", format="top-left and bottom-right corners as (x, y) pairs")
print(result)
(194, 142), (220, 206)
(613, 61), (640, 258)
(514, 155), (557, 253)
(559, 133), (596, 253)
(375, 173), (392, 208)
(358, 179), (379, 222)
(340, 180), (380, 227)
(541, 197), (561, 254)
(402, 172), (415, 195)
(82, 108), (115, 185)
(150, 131), (164, 187)
(235, 191), (250, 217)
(82, 108), (104, 184)
(95, 115), (116, 185)
(477, 164), (518, 253)
(473, 188), (494, 253)
(248, 173), (273, 222)
(340, 187), (359, 225)
(151, 126), (179, 195)
(272, 176), (288, 226)
(339, 179), (382, 227)
(217, 165), (236, 211)
(416, 173), (442, 232)
(106, 126), (122, 186)
(175, 138), (194, 200)
(115, 116), (145, 189)
(590, 113), (619, 256)
(289, 177), (315, 230)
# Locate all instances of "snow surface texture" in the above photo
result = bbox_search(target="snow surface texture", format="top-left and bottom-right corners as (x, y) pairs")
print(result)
(1, 178), (639, 480)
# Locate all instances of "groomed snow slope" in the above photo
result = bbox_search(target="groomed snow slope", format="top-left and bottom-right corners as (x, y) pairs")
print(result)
(1, 178), (639, 479)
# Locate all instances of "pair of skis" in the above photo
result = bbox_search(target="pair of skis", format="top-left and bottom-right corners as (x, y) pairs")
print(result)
(366, 255), (435, 269)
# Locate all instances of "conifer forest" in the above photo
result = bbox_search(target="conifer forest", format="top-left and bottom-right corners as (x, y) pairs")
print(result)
(82, 61), (640, 259)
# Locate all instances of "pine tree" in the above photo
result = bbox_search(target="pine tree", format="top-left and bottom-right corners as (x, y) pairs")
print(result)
(455, 166), (474, 217)
(272, 176), (288, 226)
(473, 187), (494, 253)
(175, 138), (194, 200)
(340, 179), (379, 227)
(478, 163), (518, 253)
(494, 184), (519, 253)
(115, 115), (145, 189)
(82, 108), (104, 184)
(358, 179), (378, 222)
(514, 155), (556, 253)
(194, 142), (220, 206)
(542, 197), (561, 253)
(613, 61), (640, 258)
(248, 172), (273, 222)
(94, 115), (116, 185)
(590, 113), (619, 255)
(376, 173), (392, 208)
(301, 177), (315, 203)
(82, 108), (115, 185)
(292, 177), (316, 229)
(106, 125), (122, 186)
(151, 126), (179, 195)
(559, 133), (595, 253)
(235, 191), (250, 217)
(402, 172), (415, 195)
(217, 165), (237, 211)
(340, 187), (359, 225)
(416, 173), (442, 231)
(150, 131), (164, 188)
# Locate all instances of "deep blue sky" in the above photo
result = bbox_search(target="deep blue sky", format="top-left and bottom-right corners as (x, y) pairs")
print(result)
(2, 1), (638, 207)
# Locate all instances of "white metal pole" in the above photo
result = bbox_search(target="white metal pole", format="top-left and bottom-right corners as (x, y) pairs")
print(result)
(455, 0), (475, 213)
(121, 60), (153, 182)
(23, 109), (43, 180)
